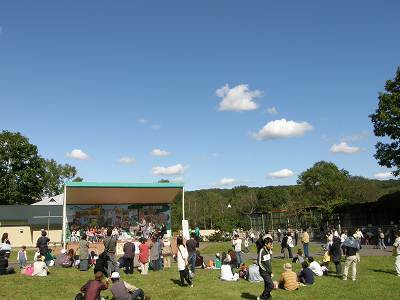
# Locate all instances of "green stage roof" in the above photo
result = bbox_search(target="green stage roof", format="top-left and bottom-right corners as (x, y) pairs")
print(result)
(65, 181), (184, 188)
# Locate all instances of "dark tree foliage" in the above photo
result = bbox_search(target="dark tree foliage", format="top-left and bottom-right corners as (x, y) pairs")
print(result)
(370, 67), (400, 176)
(43, 159), (78, 197)
(0, 131), (46, 204)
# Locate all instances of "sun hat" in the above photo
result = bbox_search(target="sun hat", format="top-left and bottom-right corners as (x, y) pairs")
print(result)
(111, 272), (120, 279)
(283, 263), (292, 271)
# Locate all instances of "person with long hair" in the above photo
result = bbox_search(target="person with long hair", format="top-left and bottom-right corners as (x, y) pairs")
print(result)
(176, 236), (192, 287)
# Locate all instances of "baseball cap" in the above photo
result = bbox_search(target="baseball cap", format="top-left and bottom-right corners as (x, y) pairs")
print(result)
(111, 272), (120, 279)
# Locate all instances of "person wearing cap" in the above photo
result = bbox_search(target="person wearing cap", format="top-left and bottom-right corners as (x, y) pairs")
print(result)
(110, 271), (149, 300)
(257, 237), (273, 300)
(80, 271), (109, 300)
(32, 255), (49, 276)
(278, 263), (299, 291)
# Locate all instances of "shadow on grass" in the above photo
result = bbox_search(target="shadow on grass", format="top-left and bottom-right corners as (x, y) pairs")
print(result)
(241, 292), (257, 299)
(369, 268), (396, 275)
(170, 278), (184, 286)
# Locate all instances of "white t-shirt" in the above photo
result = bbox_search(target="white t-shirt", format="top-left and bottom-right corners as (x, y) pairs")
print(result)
(287, 236), (294, 248)
(393, 237), (400, 255)
(233, 238), (242, 252)
(177, 245), (188, 271)
(32, 261), (49, 276)
(220, 265), (239, 281)
(309, 261), (323, 276)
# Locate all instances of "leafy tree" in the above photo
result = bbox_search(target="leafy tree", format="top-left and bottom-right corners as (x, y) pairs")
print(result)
(0, 131), (46, 204)
(72, 176), (83, 182)
(297, 161), (349, 211)
(42, 159), (79, 196)
(370, 67), (400, 175)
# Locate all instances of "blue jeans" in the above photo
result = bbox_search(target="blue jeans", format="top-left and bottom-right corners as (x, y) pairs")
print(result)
(236, 251), (242, 267)
(303, 243), (309, 258)
(188, 252), (196, 273)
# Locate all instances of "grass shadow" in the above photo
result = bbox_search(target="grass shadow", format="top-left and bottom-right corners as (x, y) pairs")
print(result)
(241, 292), (257, 299)
(369, 268), (396, 275)
(170, 278), (183, 286)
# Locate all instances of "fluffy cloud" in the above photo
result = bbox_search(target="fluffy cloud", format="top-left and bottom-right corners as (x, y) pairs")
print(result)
(216, 84), (261, 111)
(268, 169), (294, 178)
(266, 107), (278, 114)
(137, 118), (148, 124)
(118, 156), (135, 164)
(330, 142), (360, 154)
(151, 148), (170, 156)
(218, 177), (236, 186)
(374, 172), (394, 180)
(252, 119), (312, 140)
(152, 164), (185, 176)
(66, 149), (89, 160)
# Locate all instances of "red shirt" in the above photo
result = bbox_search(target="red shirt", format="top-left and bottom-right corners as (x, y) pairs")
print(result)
(139, 243), (149, 263)
(81, 280), (107, 300)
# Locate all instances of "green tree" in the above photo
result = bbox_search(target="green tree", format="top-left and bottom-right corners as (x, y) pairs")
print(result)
(0, 131), (46, 204)
(370, 67), (400, 176)
(43, 159), (79, 196)
(297, 161), (349, 211)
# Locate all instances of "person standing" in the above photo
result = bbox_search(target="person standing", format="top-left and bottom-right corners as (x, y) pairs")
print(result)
(257, 237), (274, 300)
(301, 229), (310, 258)
(378, 229), (386, 250)
(149, 237), (160, 271)
(79, 234), (90, 271)
(194, 225), (201, 244)
(123, 237), (135, 274)
(232, 234), (243, 268)
(162, 236), (172, 268)
(36, 231), (50, 256)
(329, 236), (342, 276)
(393, 230), (400, 277)
(17, 245), (27, 269)
(177, 236), (192, 287)
(139, 238), (149, 275)
(287, 233), (294, 259)
(342, 231), (360, 281)
(103, 228), (118, 277)
(186, 233), (198, 274)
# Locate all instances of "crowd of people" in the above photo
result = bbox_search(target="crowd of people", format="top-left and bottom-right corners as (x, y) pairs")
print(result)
(1, 224), (400, 299)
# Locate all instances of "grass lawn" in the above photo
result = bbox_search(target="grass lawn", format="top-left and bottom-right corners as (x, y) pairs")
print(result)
(1, 244), (399, 300)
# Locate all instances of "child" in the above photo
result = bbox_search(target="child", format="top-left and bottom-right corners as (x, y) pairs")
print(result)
(17, 246), (27, 268)
(292, 249), (304, 264)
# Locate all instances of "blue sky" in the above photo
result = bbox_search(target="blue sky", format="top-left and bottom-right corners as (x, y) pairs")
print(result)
(1, 1), (399, 190)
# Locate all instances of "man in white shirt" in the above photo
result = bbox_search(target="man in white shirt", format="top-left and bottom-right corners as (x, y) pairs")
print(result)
(393, 230), (400, 277)
(232, 234), (243, 268)
(308, 257), (323, 276)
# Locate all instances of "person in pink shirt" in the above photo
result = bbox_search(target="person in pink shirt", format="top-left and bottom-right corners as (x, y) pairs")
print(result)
(139, 238), (149, 275)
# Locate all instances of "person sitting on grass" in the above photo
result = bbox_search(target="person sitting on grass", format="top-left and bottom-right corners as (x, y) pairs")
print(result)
(110, 271), (149, 300)
(80, 271), (109, 300)
(55, 249), (67, 267)
(292, 249), (305, 264)
(32, 255), (49, 276)
(298, 261), (314, 285)
(61, 249), (74, 268)
(278, 263), (299, 291)
(308, 256), (323, 277)
(0, 250), (15, 275)
(247, 259), (263, 283)
(215, 253), (222, 269)
(220, 260), (239, 281)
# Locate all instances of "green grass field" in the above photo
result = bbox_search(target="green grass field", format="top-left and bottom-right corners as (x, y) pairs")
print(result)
(1, 243), (399, 300)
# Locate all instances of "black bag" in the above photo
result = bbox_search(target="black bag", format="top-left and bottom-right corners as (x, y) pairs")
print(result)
(74, 293), (84, 300)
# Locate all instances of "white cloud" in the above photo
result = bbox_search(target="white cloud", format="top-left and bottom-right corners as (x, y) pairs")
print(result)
(266, 106), (278, 114)
(118, 156), (135, 164)
(66, 149), (89, 160)
(151, 124), (161, 130)
(268, 169), (294, 178)
(216, 84), (261, 111)
(218, 177), (236, 186)
(374, 172), (394, 180)
(152, 164), (186, 176)
(138, 118), (148, 124)
(252, 118), (313, 140)
(330, 142), (360, 154)
(151, 148), (170, 156)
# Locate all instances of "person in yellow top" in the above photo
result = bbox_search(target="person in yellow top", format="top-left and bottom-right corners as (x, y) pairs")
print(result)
(278, 263), (299, 291)
(301, 229), (310, 258)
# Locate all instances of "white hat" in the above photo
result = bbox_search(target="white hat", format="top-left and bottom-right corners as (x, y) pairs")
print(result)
(111, 272), (120, 279)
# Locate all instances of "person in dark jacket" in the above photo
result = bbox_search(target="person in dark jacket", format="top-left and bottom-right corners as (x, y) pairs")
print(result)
(0, 250), (14, 275)
(298, 261), (314, 285)
(256, 234), (264, 253)
(123, 238), (136, 274)
(36, 230), (50, 256)
(329, 236), (342, 275)
(258, 237), (274, 300)
(281, 234), (289, 259)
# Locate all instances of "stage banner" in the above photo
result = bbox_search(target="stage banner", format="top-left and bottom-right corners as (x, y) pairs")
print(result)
(182, 219), (190, 240)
